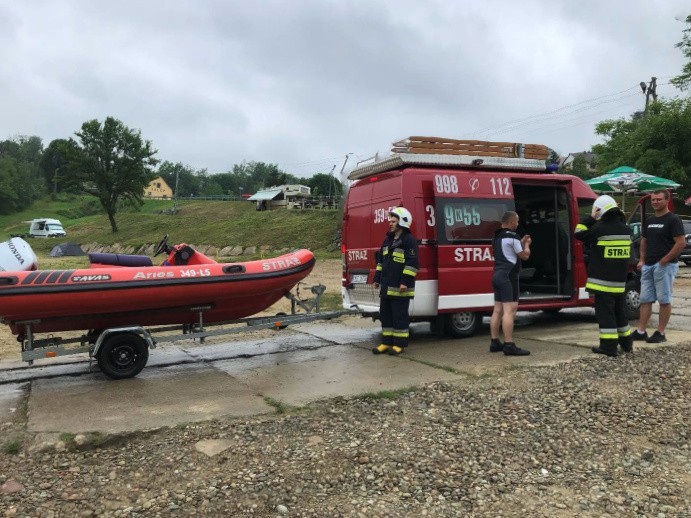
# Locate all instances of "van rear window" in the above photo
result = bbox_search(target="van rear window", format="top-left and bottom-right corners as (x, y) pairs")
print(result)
(437, 199), (514, 243)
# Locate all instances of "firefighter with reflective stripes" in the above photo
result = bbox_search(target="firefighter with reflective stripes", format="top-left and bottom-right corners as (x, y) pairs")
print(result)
(372, 207), (419, 355)
(575, 195), (633, 356)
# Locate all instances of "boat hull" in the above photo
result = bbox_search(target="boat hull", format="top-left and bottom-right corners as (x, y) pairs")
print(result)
(0, 250), (315, 334)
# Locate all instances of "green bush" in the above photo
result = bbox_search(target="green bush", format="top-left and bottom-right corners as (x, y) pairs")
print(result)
(2, 438), (21, 454)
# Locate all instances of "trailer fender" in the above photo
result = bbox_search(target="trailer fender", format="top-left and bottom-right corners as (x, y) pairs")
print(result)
(92, 326), (155, 358)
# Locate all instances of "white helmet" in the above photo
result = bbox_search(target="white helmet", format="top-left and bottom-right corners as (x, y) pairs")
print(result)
(389, 207), (413, 229)
(592, 195), (618, 220)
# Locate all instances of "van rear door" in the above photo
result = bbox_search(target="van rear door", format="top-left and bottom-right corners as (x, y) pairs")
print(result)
(433, 172), (515, 313)
(511, 182), (574, 300)
(342, 176), (400, 312)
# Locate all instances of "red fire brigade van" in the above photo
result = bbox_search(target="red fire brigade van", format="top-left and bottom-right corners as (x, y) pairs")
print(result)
(341, 141), (640, 337)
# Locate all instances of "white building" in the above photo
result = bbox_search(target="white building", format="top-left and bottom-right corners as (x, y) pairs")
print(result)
(248, 184), (312, 210)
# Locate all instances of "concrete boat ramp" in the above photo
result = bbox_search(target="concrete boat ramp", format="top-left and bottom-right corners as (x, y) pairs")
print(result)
(0, 308), (688, 436)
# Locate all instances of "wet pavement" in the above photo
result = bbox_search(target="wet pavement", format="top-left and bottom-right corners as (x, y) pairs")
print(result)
(0, 295), (689, 435)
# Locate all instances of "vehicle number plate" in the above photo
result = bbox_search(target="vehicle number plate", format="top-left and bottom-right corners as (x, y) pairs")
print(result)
(351, 274), (368, 284)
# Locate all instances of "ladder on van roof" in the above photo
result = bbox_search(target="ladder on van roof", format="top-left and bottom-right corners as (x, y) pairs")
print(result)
(348, 137), (550, 180)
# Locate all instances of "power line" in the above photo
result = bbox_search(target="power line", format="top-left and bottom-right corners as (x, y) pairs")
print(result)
(470, 84), (640, 137)
(480, 92), (642, 139)
(275, 81), (678, 174)
(472, 80), (681, 142)
(510, 97), (643, 141)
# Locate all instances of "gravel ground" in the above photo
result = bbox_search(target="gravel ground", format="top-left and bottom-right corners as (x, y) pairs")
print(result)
(1, 343), (689, 517)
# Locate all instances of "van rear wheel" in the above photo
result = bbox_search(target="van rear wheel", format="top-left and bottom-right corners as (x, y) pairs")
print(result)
(444, 311), (481, 338)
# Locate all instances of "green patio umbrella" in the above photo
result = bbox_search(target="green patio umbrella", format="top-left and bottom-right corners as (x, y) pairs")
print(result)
(585, 166), (680, 211)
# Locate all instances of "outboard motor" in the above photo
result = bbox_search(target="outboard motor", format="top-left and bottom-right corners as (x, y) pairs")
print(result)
(0, 237), (38, 272)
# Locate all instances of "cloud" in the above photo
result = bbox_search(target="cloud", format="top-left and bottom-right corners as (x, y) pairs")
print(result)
(1, 0), (688, 176)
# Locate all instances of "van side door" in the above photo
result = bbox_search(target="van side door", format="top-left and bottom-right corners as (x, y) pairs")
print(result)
(433, 172), (515, 312)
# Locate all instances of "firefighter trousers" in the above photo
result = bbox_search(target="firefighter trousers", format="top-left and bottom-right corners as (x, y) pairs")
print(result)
(594, 292), (632, 350)
(380, 296), (411, 348)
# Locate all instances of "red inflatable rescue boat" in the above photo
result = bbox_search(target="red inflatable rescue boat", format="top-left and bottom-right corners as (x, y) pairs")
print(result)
(0, 235), (316, 335)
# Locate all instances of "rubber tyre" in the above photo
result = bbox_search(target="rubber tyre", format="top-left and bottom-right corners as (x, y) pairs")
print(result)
(625, 278), (641, 321)
(97, 333), (149, 379)
(444, 311), (481, 338)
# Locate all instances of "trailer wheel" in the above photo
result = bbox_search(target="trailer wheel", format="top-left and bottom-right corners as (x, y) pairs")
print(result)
(625, 279), (641, 321)
(274, 312), (289, 330)
(444, 311), (481, 338)
(97, 333), (149, 379)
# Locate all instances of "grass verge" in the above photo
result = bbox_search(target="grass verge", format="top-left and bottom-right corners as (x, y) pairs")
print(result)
(2, 438), (22, 454)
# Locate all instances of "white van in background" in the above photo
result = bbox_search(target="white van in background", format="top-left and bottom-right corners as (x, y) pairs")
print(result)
(25, 218), (66, 238)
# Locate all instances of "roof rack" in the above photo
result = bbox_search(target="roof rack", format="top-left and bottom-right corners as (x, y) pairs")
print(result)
(348, 137), (550, 180)
(393, 136), (549, 159)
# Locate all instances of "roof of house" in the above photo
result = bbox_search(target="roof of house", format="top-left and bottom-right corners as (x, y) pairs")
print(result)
(248, 188), (283, 201)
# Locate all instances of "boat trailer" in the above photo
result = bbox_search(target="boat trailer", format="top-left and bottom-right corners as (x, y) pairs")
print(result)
(15, 283), (353, 380)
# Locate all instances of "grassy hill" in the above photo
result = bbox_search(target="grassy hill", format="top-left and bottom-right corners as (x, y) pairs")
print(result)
(0, 195), (342, 258)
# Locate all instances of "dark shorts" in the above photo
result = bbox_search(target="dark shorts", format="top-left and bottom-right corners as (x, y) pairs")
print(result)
(493, 271), (519, 303)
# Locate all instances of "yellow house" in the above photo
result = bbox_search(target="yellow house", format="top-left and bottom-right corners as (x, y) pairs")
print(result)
(144, 176), (173, 199)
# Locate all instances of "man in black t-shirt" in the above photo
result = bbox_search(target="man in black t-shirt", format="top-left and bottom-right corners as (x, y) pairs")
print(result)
(632, 190), (686, 343)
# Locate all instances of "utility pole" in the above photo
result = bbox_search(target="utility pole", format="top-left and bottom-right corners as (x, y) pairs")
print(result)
(337, 154), (354, 207)
(53, 167), (60, 196)
(173, 169), (180, 211)
(338, 153), (353, 186)
(640, 77), (658, 113)
(327, 164), (337, 198)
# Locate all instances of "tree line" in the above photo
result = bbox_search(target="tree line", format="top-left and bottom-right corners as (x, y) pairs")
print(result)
(156, 160), (343, 201)
(0, 118), (343, 232)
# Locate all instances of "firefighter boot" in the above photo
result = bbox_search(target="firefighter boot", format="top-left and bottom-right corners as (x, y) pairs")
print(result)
(619, 336), (633, 354)
(372, 344), (390, 355)
(388, 346), (404, 355)
(592, 342), (618, 357)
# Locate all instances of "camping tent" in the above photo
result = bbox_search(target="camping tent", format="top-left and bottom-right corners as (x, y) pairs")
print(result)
(50, 243), (86, 257)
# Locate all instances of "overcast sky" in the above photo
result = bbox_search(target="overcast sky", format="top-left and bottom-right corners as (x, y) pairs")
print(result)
(1, 1), (689, 178)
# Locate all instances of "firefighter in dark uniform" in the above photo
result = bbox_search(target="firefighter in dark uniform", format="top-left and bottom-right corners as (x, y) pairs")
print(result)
(575, 195), (633, 356)
(372, 207), (419, 355)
